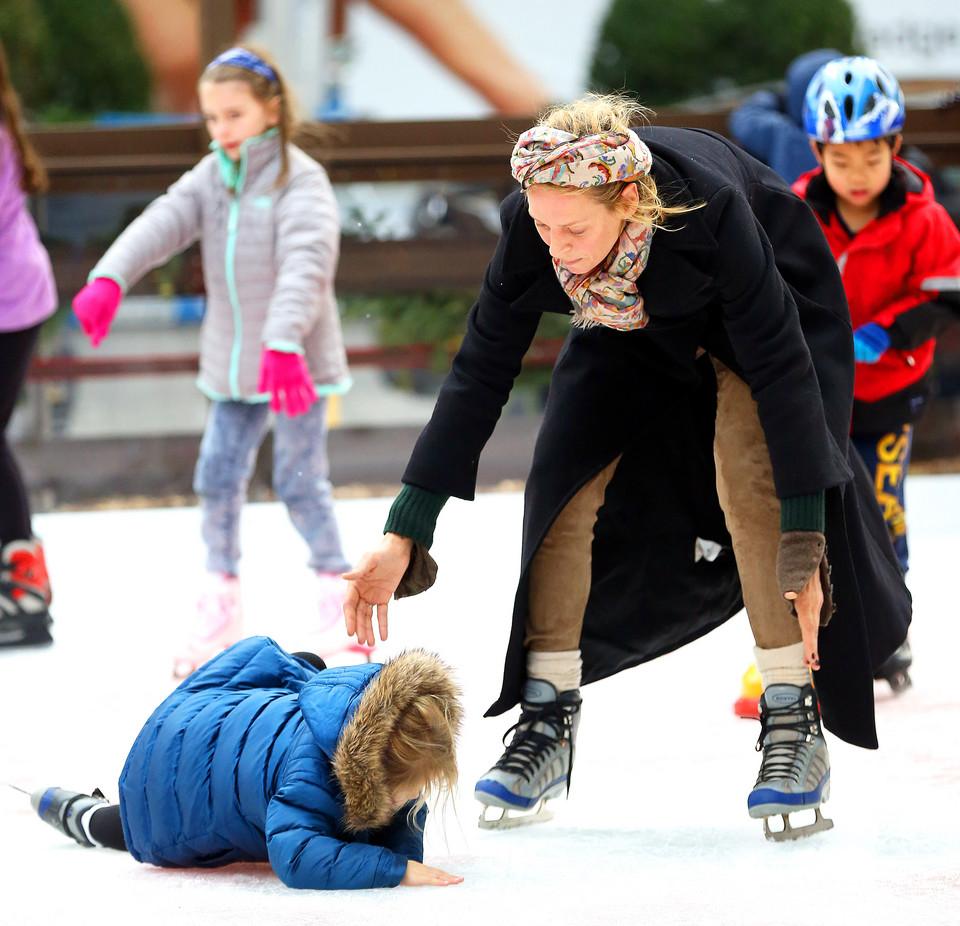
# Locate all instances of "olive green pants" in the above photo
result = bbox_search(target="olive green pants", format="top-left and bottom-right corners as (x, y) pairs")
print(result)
(525, 360), (802, 652)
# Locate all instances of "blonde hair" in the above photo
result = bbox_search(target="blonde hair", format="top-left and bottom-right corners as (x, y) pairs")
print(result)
(199, 43), (297, 186)
(0, 37), (47, 195)
(382, 692), (460, 824)
(534, 92), (700, 227)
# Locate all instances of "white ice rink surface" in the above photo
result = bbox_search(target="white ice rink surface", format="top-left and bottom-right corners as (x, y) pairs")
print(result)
(3, 476), (959, 926)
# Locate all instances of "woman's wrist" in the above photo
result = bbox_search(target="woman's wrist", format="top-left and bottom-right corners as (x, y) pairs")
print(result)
(384, 484), (449, 548)
(383, 533), (415, 554)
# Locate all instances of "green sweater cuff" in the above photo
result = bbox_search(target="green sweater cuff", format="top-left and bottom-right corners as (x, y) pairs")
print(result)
(384, 484), (449, 549)
(780, 491), (826, 533)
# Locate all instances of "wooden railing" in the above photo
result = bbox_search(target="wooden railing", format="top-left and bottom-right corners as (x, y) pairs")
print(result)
(26, 339), (566, 381)
(24, 104), (960, 385)
(27, 103), (960, 194)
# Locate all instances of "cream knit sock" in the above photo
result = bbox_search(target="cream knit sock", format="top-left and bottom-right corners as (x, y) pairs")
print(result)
(526, 649), (582, 693)
(754, 641), (812, 689)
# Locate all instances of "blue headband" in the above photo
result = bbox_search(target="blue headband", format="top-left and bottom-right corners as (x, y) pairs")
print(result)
(205, 48), (278, 83)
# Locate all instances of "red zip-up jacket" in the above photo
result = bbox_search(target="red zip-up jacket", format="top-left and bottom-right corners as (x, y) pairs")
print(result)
(793, 159), (960, 430)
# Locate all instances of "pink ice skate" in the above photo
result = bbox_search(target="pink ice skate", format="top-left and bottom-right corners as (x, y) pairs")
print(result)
(173, 574), (243, 678)
(309, 572), (374, 664)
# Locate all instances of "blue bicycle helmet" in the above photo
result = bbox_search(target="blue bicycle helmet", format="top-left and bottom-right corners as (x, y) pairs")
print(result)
(802, 56), (905, 143)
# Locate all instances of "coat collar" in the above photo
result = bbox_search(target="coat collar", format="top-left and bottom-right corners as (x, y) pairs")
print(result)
(801, 158), (925, 232)
(211, 128), (282, 193)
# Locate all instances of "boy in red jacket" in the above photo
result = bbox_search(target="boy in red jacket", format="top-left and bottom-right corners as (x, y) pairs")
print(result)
(794, 56), (960, 690)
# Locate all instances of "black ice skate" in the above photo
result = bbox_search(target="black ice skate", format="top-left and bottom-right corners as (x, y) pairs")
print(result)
(474, 678), (581, 830)
(747, 683), (833, 842)
(874, 639), (912, 694)
(31, 786), (108, 847)
(0, 539), (53, 648)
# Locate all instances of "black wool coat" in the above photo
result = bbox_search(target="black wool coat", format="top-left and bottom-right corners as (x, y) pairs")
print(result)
(403, 126), (911, 749)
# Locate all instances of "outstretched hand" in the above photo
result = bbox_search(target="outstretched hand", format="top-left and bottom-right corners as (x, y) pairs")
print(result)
(401, 860), (463, 887)
(342, 533), (413, 646)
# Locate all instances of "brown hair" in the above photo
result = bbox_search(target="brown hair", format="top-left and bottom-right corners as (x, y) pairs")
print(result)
(382, 691), (460, 824)
(199, 43), (297, 186)
(533, 92), (700, 228)
(0, 37), (48, 194)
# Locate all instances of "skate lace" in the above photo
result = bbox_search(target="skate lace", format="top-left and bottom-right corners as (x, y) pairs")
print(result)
(754, 698), (821, 784)
(494, 692), (581, 794)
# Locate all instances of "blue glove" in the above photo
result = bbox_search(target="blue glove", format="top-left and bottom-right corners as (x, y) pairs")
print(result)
(853, 323), (890, 363)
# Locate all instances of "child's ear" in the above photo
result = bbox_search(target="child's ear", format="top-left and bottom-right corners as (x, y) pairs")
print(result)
(266, 96), (281, 128)
(891, 135), (903, 157)
(809, 139), (824, 165)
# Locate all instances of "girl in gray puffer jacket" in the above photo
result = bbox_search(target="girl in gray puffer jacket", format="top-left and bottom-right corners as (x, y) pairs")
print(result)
(72, 46), (354, 677)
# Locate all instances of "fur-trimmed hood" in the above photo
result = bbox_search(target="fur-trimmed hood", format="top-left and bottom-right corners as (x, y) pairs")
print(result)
(330, 649), (462, 833)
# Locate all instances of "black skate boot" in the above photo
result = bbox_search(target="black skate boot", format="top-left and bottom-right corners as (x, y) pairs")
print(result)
(747, 683), (833, 842)
(0, 539), (53, 648)
(874, 639), (912, 694)
(32, 787), (108, 847)
(474, 678), (581, 830)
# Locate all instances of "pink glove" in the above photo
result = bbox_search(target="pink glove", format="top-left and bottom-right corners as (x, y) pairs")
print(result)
(72, 278), (122, 347)
(257, 348), (318, 417)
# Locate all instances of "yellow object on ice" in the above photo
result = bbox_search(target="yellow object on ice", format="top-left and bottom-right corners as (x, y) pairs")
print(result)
(733, 663), (763, 719)
(741, 663), (763, 699)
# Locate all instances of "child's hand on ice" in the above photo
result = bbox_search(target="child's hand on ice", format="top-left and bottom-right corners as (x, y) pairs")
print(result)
(401, 860), (463, 886)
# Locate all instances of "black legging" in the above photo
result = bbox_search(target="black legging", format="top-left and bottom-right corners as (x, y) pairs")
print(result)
(89, 804), (128, 851)
(0, 324), (41, 546)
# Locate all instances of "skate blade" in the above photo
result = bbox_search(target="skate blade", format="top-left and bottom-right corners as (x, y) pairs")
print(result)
(762, 807), (834, 842)
(885, 670), (912, 694)
(478, 800), (554, 831)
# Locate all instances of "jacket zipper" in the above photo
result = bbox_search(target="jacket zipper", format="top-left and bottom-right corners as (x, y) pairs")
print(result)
(225, 197), (243, 399)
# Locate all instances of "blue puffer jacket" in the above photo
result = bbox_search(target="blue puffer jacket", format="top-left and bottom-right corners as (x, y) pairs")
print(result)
(118, 637), (459, 890)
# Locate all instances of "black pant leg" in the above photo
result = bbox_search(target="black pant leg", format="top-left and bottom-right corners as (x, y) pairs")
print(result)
(0, 325), (42, 544)
(88, 804), (128, 852)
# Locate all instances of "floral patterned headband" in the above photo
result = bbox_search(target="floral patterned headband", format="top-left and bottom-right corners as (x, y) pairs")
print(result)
(510, 126), (652, 188)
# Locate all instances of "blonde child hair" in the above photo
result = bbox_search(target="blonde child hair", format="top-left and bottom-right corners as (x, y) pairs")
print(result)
(384, 691), (461, 826)
(534, 92), (700, 227)
(334, 649), (462, 833)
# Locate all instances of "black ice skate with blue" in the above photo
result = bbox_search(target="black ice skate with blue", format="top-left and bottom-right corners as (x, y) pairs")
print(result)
(31, 786), (108, 847)
(747, 683), (833, 841)
(474, 678), (581, 830)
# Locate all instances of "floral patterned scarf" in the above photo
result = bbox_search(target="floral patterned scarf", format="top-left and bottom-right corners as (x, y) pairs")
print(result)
(553, 220), (653, 330)
(511, 126), (654, 331)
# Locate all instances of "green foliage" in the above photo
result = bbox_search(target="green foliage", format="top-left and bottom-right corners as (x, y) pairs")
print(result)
(340, 289), (571, 396)
(590, 0), (860, 106)
(341, 290), (475, 371)
(0, 0), (53, 113)
(0, 0), (150, 120)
